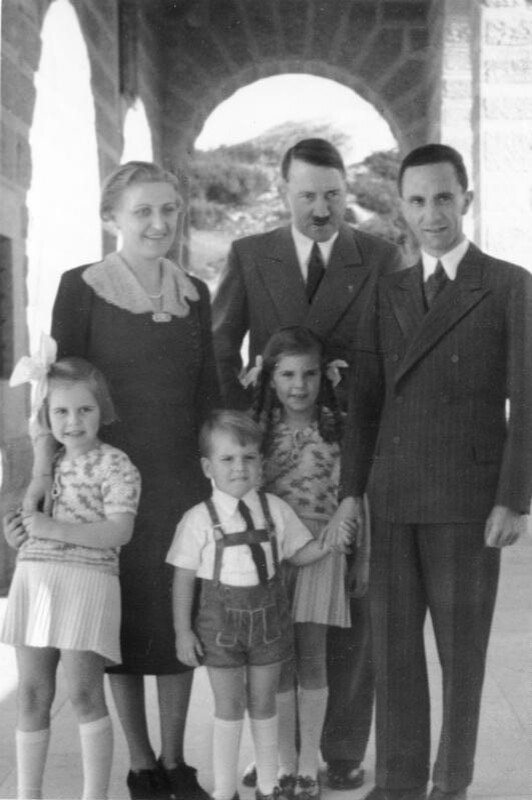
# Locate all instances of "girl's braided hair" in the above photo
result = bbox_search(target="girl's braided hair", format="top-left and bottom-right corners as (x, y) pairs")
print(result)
(251, 326), (343, 455)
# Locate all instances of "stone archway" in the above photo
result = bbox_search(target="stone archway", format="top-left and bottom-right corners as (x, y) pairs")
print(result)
(147, 0), (531, 267)
(155, 0), (433, 167)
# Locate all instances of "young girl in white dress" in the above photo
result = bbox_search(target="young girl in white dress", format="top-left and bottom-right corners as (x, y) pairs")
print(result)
(251, 326), (369, 800)
(1, 350), (141, 800)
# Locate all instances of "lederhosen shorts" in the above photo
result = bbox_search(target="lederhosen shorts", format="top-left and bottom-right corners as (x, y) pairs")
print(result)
(195, 492), (294, 668)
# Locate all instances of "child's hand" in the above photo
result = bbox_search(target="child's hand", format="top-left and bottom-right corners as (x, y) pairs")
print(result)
(320, 516), (357, 553)
(22, 511), (54, 540)
(3, 509), (28, 549)
(176, 629), (203, 668)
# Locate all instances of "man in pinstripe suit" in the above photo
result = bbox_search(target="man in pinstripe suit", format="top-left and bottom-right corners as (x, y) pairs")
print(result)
(338, 144), (532, 800)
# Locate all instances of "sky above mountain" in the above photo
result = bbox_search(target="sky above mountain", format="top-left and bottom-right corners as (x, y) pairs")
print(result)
(196, 74), (396, 163)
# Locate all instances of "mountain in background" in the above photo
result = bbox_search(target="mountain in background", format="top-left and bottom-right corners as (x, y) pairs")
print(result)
(188, 120), (408, 286)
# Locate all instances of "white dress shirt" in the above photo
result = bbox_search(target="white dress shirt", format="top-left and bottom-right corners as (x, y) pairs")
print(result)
(421, 238), (470, 282)
(291, 225), (339, 281)
(166, 486), (312, 586)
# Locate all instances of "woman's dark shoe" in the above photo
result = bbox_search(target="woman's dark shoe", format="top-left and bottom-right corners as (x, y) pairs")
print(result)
(127, 763), (172, 799)
(326, 762), (365, 790)
(161, 759), (210, 800)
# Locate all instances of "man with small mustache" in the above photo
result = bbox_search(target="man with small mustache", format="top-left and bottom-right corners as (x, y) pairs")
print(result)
(212, 137), (403, 792)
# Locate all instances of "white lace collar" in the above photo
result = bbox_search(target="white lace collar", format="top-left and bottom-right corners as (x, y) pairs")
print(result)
(82, 252), (199, 317)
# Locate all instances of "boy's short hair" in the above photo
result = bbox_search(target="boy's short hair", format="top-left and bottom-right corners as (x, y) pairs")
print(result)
(38, 357), (117, 428)
(199, 410), (263, 457)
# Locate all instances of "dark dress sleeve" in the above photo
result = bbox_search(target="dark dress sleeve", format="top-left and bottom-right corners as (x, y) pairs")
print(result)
(191, 276), (222, 422)
(51, 265), (94, 359)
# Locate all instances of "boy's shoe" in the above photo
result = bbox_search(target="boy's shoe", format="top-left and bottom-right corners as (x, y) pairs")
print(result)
(326, 762), (365, 790)
(242, 762), (258, 787)
(127, 763), (172, 799)
(294, 776), (320, 800)
(278, 775), (297, 799)
(159, 759), (210, 800)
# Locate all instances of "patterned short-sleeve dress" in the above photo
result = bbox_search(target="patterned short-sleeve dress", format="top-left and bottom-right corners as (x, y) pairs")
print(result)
(0, 443), (141, 663)
(262, 418), (350, 628)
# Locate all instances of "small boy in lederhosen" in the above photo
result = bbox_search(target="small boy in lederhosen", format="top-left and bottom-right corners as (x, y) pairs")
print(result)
(167, 410), (351, 800)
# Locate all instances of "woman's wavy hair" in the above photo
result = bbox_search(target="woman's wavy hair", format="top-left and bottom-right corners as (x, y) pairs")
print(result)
(99, 160), (182, 222)
(251, 326), (343, 455)
(37, 357), (117, 429)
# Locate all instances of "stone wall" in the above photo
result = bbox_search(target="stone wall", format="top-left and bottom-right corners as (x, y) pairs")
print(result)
(158, 0), (434, 169)
(476, 0), (532, 265)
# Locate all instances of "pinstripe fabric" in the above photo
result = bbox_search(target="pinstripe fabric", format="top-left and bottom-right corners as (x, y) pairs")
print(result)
(341, 243), (532, 793)
(343, 244), (532, 521)
(212, 223), (404, 409)
(370, 518), (500, 792)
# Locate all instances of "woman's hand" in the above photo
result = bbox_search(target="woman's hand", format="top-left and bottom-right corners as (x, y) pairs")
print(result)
(22, 476), (53, 514)
(176, 629), (203, 668)
(3, 509), (28, 549)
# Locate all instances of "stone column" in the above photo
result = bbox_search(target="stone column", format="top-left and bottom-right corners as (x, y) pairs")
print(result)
(475, 0), (532, 268)
(429, 0), (476, 241)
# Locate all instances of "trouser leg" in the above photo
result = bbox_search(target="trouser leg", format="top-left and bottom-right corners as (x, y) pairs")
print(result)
(371, 518), (430, 791)
(419, 524), (500, 793)
(321, 594), (374, 766)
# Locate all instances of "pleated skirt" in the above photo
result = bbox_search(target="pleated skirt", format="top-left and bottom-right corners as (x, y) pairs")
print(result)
(0, 561), (122, 663)
(290, 517), (351, 628)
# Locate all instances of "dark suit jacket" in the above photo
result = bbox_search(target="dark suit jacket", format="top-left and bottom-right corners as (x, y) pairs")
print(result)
(342, 243), (532, 522)
(212, 223), (404, 407)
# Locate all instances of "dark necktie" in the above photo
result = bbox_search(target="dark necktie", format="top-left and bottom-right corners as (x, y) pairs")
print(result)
(424, 260), (448, 309)
(306, 242), (325, 301)
(237, 500), (268, 585)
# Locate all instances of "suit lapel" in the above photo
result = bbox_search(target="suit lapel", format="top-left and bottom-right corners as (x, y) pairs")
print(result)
(387, 263), (425, 344)
(255, 228), (309, 323)
(305, 225), (370, 338)
(394, 245), (490, 384)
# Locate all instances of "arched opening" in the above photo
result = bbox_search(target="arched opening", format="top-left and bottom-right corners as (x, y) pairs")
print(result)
(26, 0), (101, 352)
(190, 73), (399, 287)
(122, 98), (154, 163)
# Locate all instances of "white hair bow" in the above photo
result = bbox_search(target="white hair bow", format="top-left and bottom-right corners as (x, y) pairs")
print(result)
(239, 355), (263, 389)
(10, 333), (58, 417)
(326, 359), (348, 388)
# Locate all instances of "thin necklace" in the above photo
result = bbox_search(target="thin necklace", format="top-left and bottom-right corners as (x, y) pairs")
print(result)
(118, 254), (171, 323)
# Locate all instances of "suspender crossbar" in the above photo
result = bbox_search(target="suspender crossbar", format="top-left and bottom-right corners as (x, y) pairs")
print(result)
(204, 493), (279, 585)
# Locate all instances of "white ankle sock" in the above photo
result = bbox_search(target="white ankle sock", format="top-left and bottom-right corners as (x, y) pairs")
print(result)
(297, 687), (328, 778)
(212, 717), (243, 800)
(16, 727), (50, 800)
(79, 715), (113, 800)
(277, 690), (297, 777)
(250, 715), (278, 795)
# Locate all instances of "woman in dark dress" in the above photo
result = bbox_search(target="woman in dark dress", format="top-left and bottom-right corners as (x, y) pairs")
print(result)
(24, 162), (220, 799)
